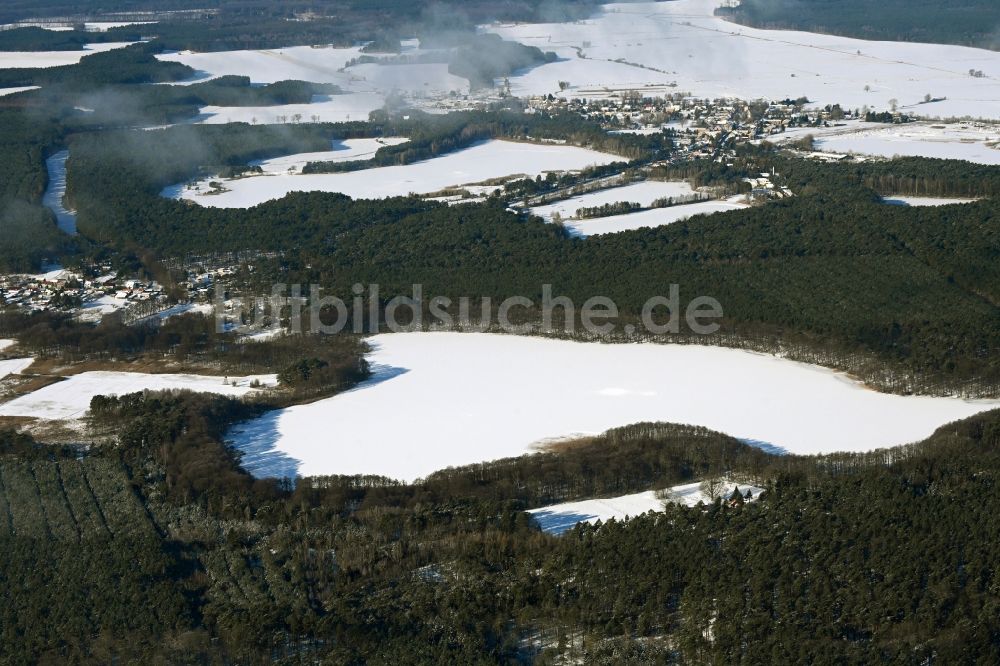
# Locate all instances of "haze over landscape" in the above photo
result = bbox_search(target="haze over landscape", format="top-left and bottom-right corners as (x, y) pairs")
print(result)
(1, 0), (1000, 661)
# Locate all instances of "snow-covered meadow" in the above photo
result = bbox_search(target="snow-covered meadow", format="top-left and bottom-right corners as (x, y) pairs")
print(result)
(0, 42), (134, 69)
(530, 181), (696, 221)
(0, 357), (32, 380)
(882, 196), (979, 207)
(0, 371), (277, 421)
(156, 44), (469, 124)
(525, 179), (749, 236)
(814, 124), (1000, 164)
(226, 333), (1000, 481)
(561, 199), (746, 236)
(164, 140), (623, 206)
(529, 479), (765, 535)
(488, 0), (1000, 120)
(0, 86), (39, 97)
(250, 138), (410, 174)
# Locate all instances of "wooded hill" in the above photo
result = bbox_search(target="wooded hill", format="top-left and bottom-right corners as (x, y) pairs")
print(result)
(3, 395), (1000, 662)
(717, 0), (1000, 50)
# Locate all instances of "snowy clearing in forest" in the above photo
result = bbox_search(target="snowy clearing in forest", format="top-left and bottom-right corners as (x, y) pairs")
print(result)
(530, 181), (696, 221)
(0, 371), (277, 420)
(250, 137), (410, 173)
(487, 0), (1000, 120)
(0, 42), (134, 68)
(529, 479), (766, 535)
(562, 199), (747, 236)
(882, 196), (979, 207)
(0, 86), (39, 97)
(191, 92), (386, 125)
(164, 140), (623, 207)
(226, 333), (999, 482)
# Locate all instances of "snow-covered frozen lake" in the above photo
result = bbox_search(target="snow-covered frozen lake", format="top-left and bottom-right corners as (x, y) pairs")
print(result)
(0, 371), (277, 421)
(42, 150), (76, 235)
(226, 333), (1000, 481)
(488, 0), (1000, 120)
(164, 140), (623, 207)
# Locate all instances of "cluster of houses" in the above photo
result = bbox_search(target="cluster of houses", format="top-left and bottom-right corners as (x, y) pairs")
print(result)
(0, 266), (167, 318)
(525, 92), (866, 162)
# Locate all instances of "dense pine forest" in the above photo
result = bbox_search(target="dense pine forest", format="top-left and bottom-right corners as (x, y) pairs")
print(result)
(3, 398), (1000, 662)
(0, 0), (598, 53)
(717, 0), (1000, 49)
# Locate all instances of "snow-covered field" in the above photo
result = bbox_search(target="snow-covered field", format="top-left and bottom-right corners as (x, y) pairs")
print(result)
(0, 340), (15, 352)
(0, 42), (134, 69)
(561, 199), (746, 236)
(226, 332), (1000, 481)
(192, 92), (386, 125)
(530, 181), (695, 221)
(815, 125), (1000, 164)
(164, 140), (623, 207)
(0, 358), (32, 380)
(0, 371), (277, 421)
(0, 21), (155, 32)
(250, 137), (410, 174)
(157, 45), (370, 85)
(529, 479), (765, 534)
(156, 45), (469, 123)
(776, 120), (1000, 163)
(488, 0), (1000, 120)
(0, 86), (39, 97)
(883, 196), (979, 207)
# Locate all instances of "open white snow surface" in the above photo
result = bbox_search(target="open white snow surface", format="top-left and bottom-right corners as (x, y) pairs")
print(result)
(882, 196), (979, 207)
(0, 21), (156, 31)
(0, 86), (39, 97)
(0, 42), (134, 69)
(0, 358), (32, 380)
(487, 0), (1000, 120)
(814, 124), (1000, 164)
(773, 120), (1000, 163)
(250, 138), (410, 174)
(530, 181), (695, 221)
(156, 45), (469, 123)
(560, 199), (746, 236)
(191, 92), (386, 125)
(0, 340), (16, 352)
(0, 371), (278, 421)
(226, 333), (1000, 482)
(529, 479), (765, 535)
(164, 140), (623, 207)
